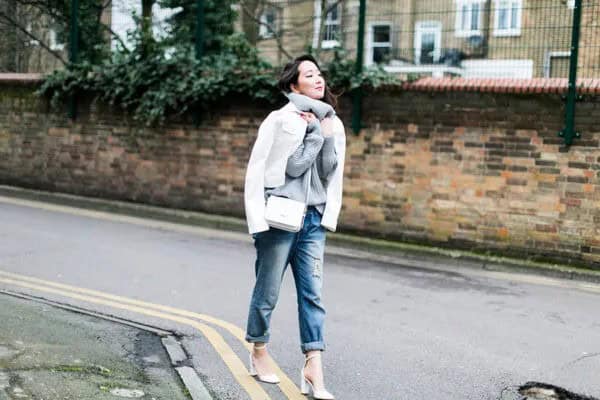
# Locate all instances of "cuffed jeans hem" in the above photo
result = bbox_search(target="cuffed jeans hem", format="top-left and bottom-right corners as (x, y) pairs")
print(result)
(301, 341), (325, 353)
(245, 334), (270, 344)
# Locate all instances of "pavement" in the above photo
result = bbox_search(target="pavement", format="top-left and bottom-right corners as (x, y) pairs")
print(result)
(0, 291), (210, 400)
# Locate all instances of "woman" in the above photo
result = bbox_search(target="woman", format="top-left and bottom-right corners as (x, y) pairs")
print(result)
(244, 54), (346, 400)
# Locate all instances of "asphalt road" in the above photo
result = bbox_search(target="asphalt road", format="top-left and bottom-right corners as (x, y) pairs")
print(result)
(0, 197), (599, 400)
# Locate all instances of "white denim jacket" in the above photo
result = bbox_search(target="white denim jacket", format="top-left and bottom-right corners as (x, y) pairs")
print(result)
(244, 101), (346, 234)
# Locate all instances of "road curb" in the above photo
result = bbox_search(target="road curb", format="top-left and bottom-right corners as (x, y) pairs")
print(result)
(2, 184), (600, 284)
(163, 336), (189, 366)
(0, 289), (215, 400)
(162, 337), (214, 400)
(176, 366), (214, 400)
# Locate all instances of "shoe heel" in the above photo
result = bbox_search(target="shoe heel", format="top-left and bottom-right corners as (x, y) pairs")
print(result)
(300, 353), (335, 400)
(299, 369), (310, 395)
(249, 351), (280, 384)
(248, 353), (257, 376)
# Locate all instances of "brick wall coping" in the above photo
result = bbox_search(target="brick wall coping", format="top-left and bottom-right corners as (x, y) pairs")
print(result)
(401, 77), (600, 95)
(1, 73), (599, 95)
(0, 73), (44, 85)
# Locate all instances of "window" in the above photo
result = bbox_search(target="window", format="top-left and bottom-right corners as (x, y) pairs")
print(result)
(323, 1), (341, 46)
(49, 28), (66, 51)
(367, 23), (392, 65)
(415, 21), (442, 64)
(25, 23), (38, 46)
(493, 0), (522, 36)
(259, 7), (278, 39)
(543, 51), (570, 78)
(313, 0), (342, 49)
(455, 0), (482, 37)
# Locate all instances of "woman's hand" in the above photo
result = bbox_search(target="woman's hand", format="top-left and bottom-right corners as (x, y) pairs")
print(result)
(299, 113), (334, 137)
(299, 112), (317, 125)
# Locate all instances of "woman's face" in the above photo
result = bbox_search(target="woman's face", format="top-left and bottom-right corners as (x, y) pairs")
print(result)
(290, 60), (325, 100)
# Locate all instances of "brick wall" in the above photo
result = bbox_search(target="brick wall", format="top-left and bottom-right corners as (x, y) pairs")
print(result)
(1, 76), (600, 268)
(0, 81), (266, 217)
(346, 80), (600, 268)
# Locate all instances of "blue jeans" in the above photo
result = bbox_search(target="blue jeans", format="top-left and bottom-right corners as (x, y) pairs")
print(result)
(246, 207), (327, 353)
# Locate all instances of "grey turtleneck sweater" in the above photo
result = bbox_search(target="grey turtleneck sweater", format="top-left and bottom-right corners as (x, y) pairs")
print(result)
(265, 93), (338, 214)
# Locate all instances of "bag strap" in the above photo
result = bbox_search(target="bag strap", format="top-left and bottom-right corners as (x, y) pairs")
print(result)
(304, 166), (312, 207)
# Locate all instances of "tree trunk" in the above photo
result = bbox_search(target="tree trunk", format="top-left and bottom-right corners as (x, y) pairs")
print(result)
(140, 0), (155, 54)
(241, 0), (261, 45)
(141, 0), (154, 40)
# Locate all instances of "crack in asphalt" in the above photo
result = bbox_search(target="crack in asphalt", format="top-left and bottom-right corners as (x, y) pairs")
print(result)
(563, 352), (600, 367)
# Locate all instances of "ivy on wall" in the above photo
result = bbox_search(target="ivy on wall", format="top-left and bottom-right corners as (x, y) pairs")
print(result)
(39, 33), (401, 125)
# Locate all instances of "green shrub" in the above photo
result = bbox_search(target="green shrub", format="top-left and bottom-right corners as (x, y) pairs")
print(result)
(39, 34), (401, 125)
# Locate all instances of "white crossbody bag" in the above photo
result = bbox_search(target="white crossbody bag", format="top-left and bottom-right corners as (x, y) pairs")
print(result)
(264, 168), (311, 232)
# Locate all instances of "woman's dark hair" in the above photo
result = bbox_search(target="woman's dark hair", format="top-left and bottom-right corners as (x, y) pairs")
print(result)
(277, 54), (338, 109)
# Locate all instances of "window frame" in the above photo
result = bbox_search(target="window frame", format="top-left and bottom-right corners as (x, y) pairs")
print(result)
(25, 23), (39, 46)
(367, 22), (392, 66)
(258, 7), (278, 39)
(455, 0), (483, 38)
(313, 0), (342, 49)
(414, 21), (443, 65)
(49, 28), (66, 51)
(493, 0), (522, 37)
(543, 50), (570, 78)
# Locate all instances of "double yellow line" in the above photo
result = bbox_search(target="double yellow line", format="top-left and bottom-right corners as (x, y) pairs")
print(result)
(0, 269), (305, 400)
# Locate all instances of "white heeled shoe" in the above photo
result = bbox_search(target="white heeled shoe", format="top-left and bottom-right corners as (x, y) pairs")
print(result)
(248, 344), (280, 384)
(300, 353), (335, 400)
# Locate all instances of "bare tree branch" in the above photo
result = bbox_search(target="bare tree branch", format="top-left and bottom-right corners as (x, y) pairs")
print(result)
(239, 0), (344, 63)
(98, 20), (129, 53)
(239, 0), (293, 60)
(91, 0), (130, 53)
(9, 0), (129, 56)
(0, 10), (67, 65)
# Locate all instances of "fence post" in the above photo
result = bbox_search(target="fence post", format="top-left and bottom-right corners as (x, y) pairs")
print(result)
(195, 0), (204, 59)
(559, 0), (583, 146)
(351, 0), (366, 135)
(192, 0), (204, 126)
(68, 0), (79, 119)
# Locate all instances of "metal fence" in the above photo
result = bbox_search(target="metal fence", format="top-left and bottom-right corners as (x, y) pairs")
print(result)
(245, 0), (599, 81)
(243, 0), (597, 144)
(0, 0), (597, 144)
(0, 0), (192, 73)
(1, 0), (598, 80)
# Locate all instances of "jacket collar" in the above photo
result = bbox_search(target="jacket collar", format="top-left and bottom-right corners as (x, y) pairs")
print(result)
(279, 101), (301, 114)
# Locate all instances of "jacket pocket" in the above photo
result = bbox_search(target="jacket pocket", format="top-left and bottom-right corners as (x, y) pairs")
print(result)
(271, 121), (303, 159)
(281, 118), (305, 136)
